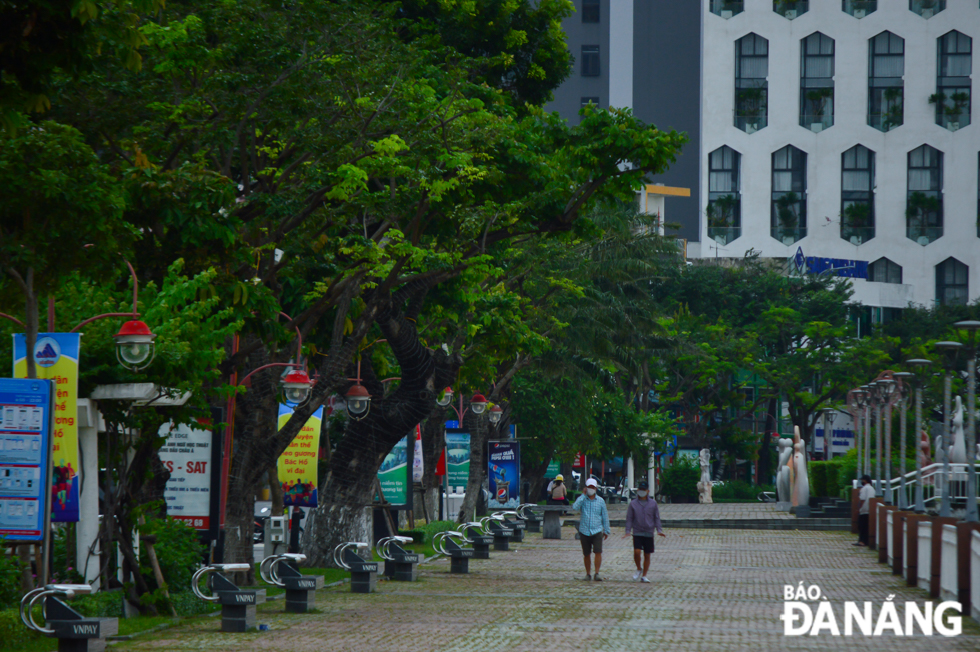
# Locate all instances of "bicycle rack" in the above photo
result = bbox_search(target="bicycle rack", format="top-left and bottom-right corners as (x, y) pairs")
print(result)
(258, 553), (324, 613)
(494, 510), (526, 542)
(485, 515), (515, 551)
(332, 542), (377, 593)
(191, 563), (265, 632)
(377, 536), (421, 581)
(20, 583), (117, 652)
(460, 521), (494, 559)
(433, 531), (474, 574)
(518, 503), (542, 533)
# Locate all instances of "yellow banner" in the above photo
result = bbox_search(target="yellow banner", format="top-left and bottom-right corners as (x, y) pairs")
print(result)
(13, 334), (81, 521)
(276, 404), (322, 507)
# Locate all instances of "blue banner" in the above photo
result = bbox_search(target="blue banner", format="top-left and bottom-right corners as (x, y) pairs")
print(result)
(488, 440), (520, 508)
(0, 378), (54, 541)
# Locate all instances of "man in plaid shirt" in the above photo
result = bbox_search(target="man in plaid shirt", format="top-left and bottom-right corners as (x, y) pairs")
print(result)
(571, 478), (610, 581)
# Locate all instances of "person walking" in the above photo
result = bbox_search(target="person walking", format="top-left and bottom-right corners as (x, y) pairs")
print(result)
(623, 480), (665, 583)
(855, 474), (874, 547)
(547, 475), (568, 505)
(572, 478), (610, 581)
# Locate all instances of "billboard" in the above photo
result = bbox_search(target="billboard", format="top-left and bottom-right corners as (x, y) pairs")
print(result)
(159, 418), (221, 535)
(13, 333), (80, 522)
(445, 430), (470, 492)
(0, 378), (53, 541)
(277, 404), (323, 507)
(378, 435), (408, 505)
(488, 440), (520, 508)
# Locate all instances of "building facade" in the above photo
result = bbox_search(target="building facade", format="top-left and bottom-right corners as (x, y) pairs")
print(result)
(548, 0), (980, 312)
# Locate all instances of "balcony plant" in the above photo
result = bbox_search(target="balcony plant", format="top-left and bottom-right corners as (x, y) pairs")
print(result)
(804, 88), (833, 131)
(905, 191), (940, 243)
(841, 203), (871, 244)
(880, 88), (903, 131)
(929, 91), (969, 130)
(707, 195), (739, 243)
(846, 0), (874, 18)
(774, 0), (804, 18)
(775, 192), (801, 244)
(736, 88), (765, 132)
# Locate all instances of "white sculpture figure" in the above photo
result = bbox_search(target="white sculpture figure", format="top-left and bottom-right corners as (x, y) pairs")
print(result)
(791, 426), (809, 508)
(935, 434), (946, 465)
(697, 448), (713, 504)
(919, 430), (933, 484)
(949, 395), (968, 464)
(776, 439), (793, 504)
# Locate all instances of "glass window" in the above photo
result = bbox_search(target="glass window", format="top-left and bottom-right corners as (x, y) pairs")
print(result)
(841, 145), (875, 245)
(775, 0), (808, 19)
(869, 258), (902, 284)
(771, 146), (807, 245)
(735, 34), (768, 133)
(910, 0), (945, 18)
(906, 145), (943, 245)
(581, 45), (600, 77)
(800, 33), (835, 131)
(936, 258), (968, 306)
(868, 32), (904, 132)
(844, 1), (876, 17)
(582, 0), (600, 23)
(710, 1), (744, 18)
(707, 146), (741, 245)
(932, 32), (972, 131)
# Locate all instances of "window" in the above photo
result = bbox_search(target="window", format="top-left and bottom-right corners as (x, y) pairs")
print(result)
(707, 147), (741, 245)
(933, 32), (972, 131)
(710, 0), (744, 18)
(869, 258), (902, 284)
(582, 0), (599, 23)
(910, 0), (945, 18)
(800, 33), (835, 131)
(841, 145), (875, 244)
(868, 32), (904, 132)
(772, 146), (807, 244)
(906, 145), (943, 245)
(936, 258), (968, 306)
(735, 34), (768, 133)
(581, 46), (600, 77)
(844, 1), (876, 17)
(775, 0), (808, 19)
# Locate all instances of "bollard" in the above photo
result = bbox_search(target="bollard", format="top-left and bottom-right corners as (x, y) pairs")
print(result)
(461, 522), (493, 559)
(333, 542), (378, 593)
(378, 536), (422, 581)
(21, 584), (117, 652)
(192, 563), (266, 632)
(259, 553), (325, 613)
(434, 531), (474, 574)
(484, 517), (514, 551)
(519, 504), (541, 533)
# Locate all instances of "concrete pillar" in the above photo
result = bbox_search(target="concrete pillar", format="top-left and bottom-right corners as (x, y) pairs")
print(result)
(648, 454), (657, 495)
(76, 399), (100, 590)
(626, 457), (635, 491)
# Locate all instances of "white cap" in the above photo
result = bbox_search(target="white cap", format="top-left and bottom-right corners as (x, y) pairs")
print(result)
(585, 478), (598, 488)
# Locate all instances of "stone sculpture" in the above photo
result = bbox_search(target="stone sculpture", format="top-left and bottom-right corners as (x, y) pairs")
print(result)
(776, 438), (793, 509)
(949, 395), (968, 464)
(918, 430), (933, 485)
(697, 448), (713, 504)
(791, 426), (809, 512)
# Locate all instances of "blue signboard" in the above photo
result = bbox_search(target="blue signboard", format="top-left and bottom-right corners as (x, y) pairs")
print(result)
(0, 378), (53, 542)
(487, 440), (520, 508)
(805, 256), (868, 279)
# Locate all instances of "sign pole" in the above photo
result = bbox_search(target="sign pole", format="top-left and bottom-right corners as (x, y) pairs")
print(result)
(41, 381), (54, 586)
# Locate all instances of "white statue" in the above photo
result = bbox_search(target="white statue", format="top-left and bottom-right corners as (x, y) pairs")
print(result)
(792, 426), (809, 508)
(697, 448), (713, 504)
(919, 430), (933, 485)
(776, 439), (793, 504)
(935, 434), (946, 465)
(949, 395), (968, 464)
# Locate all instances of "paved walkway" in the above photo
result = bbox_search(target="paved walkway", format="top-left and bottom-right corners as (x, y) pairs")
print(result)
(119, 528), (979, 652)
(606, 502), (794, 520)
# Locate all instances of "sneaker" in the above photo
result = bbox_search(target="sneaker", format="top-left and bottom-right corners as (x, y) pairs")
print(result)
(583, 574), (592, 581)
(593, 574), (603, 582)
(639, 576), (650, 583)
(632, 570), (642, 581)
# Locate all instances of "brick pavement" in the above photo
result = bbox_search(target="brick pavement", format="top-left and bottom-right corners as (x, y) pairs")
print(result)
(117, 526), (980, 652)
(606, 502), (793, 520)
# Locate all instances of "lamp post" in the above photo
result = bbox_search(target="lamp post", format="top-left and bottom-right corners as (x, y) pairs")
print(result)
(954, 320), (980, 523)
(934, 341), (963, 519)
(878, 378), (897, 504)
(894, 372), (914, 510)
(906, 359), (932, 514)
(852, 388), (868, 478)
(869, 381), (884, 497)
(821, 408), (838, 460)
(861, 384), (873, 480)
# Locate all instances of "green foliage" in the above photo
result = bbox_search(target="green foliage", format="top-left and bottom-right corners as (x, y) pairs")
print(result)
(139, 517), (205, 593)
(712, 480), (775, 501)
(397, 529), (426, 544)
(421, 520), (457, 542)
(659, 456), (700, 501)
(809, 461), (839, 498)
(0, 546), (22, 611)
(0, 607), (46, 651)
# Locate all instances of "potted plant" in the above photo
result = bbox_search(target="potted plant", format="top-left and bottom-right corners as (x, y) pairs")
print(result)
(842, 203), (871, 244)
(929, 91), (968, 130)
(905, 191), (940, 244)
(775, 192), (801, 245)
(847, 0), (873, 18)
(805, 88), (833, 131)
(775, 0), (800, 19)
(736, 88), (764, 133)
(880, 88), (903, 131)
(920, 0), (937, 19)
(707, 195), (738, 244)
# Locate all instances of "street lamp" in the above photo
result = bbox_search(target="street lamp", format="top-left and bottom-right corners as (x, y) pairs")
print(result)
(954, 320), (980, 523)
(860, 384), (873, 479)
(893, 372), (914, 510)
(437, 387), (453, 407)
(867, 381), (884, 496)
(282, 370), (313, 405)
(488, 404), (503, 425)
(878, 378), (897, 504)
(933, 340), (963, 518)
(344, 382), (371, 420)
(469, 393), (488, 415)
(821, 408), (837, 460)
(906, 358), (933, 513)
(113, 319), (157, 371)
(852, 388), (868, 478)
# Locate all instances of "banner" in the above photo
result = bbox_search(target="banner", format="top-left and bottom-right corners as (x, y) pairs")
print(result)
(412, 425), (423, 482)
(13, 333), (80, 522)
(445, 431), (470, 492)
(0, 378), (54, 541)
(488, 440), (520, 508)
(277, 404), (323, 507)
(159, 419), (216, 530)
(546, 460), (560, 477)
(378, 436), (408, 505)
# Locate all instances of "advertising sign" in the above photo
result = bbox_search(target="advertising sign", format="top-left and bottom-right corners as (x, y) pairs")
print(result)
(572, 452), (585, 468)
(159, 419), (219, 532)
(378, 436), (408, 505)
(412, 425), (423, 482)
(488, 440), (520, 508)
(445, 430), (470, 492)
(546, 460), (560, 477)
(277, 404), (323, 507)
(815, 428), (855, 455)
(13, 333), (80, 522)
(0, 378), (53, 541)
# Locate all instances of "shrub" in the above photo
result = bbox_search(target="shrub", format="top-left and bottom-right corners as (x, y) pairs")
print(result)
(421, 520), (456, 543)
(0, 545), (22, 612)
(139, 517), (205, 593)
(712, 480), (774, 501)
(659, 456), (699, 501)
(397, 529), (425, 544)
(810, 462), (829, 497)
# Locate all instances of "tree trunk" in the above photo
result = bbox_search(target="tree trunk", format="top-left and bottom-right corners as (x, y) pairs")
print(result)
(269, 467), (284, 516)
(524, 457), (552, 505)
(458, 411), (488, 523)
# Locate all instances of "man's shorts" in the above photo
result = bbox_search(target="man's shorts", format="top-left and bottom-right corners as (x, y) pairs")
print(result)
(633, 535), (654, 554)
(580, 532), (604, 555)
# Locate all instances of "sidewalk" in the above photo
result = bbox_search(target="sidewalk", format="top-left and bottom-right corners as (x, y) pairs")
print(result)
(117, 527), (980, 651)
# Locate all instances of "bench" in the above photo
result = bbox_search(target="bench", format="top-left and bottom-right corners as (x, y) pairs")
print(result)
(334, 542), (378, 593)
(525, 505), (568, 539)
(21, 584), (118, 652)
(259, 553), (325, 613)
(192, 564), (267, 633)
(379, 536), (422, 582)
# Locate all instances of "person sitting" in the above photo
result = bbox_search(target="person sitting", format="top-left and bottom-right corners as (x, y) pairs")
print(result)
(548, 475), (568, 505)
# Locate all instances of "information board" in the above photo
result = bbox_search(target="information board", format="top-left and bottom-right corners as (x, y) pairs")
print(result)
(378, 436), (408, 505)
(445, 430), (470, 492)
(277, 404), (323, 507)
(488, 440), (520, 508)
(0, 378), (53, 541)
(159, 418), (220, 534)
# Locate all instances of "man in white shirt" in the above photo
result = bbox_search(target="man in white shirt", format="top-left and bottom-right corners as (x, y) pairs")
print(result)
(855, 474), (874, 547)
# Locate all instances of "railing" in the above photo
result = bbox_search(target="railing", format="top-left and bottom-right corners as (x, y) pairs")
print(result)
(735, 114), (767, 133)
(801, 113), (833, 132)
(710, 0), (744, 16)
(841, 225), (874, 245)
(708, 226), (741, 245)
(772, 226), (807, 245)
(864, 463), (980, 510)
(910, 0), (945, 18)
(906, 225), (942, 245)
(774, 1), (808, 18)
(843, 0), (876, 17)
(869, 112), (902, 132)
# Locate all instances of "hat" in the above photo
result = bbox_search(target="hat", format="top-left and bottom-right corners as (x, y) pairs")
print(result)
(585, 478), (598, 488)
(555, 474), (564, 481)
(637, 481), (649, 490)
